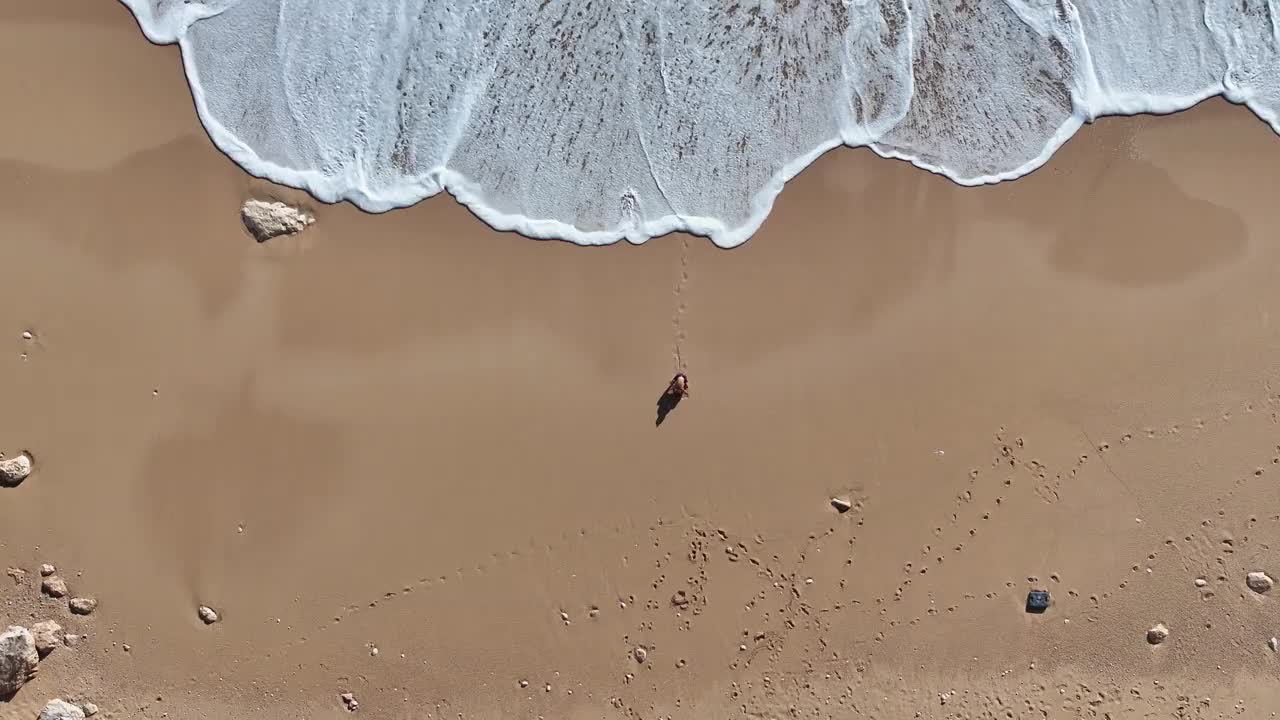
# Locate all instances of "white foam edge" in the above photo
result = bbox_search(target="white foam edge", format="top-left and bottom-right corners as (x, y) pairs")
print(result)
(148, 3), (1277, 249)
(119, 0), (227, 44)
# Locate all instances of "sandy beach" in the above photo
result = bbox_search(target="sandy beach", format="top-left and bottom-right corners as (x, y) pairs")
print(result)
(5, 3), (1280, 718)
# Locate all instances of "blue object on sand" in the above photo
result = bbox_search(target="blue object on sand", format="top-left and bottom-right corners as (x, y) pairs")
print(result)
(1026, 590), (1051, 613)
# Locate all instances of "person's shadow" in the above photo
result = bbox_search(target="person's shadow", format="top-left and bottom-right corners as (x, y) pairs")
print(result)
(655, 391), (683, 426)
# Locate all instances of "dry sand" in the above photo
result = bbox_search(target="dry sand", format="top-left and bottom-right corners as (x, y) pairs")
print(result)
(3, 2), (1280, 719)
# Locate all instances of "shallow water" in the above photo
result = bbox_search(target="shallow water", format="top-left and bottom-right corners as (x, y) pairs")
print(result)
(122, 0), (1280, 247)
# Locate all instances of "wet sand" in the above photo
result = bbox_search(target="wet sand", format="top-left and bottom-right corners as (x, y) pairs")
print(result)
(3, 3), (1280, 718)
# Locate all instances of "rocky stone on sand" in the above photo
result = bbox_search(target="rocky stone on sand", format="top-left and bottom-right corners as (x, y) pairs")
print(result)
(1147, 623), (1169, 645)
(68, 597), (97, 616)
(1247, 571), (1273, 594)
(241, 199), (315, 242)
(37, 699), (85, 720)
(80, 702), (98, 717)
(7, 568), (27, 585)
(340, 692), (359, 712)
(40, 576), (68, 599)
(830, 497), (853, 513)
(1194, 577), (1208, 588)
(61, 634), (81, 648)
(39, 565), (55, 577)
(0, 451), (33, 487)
(30, 621), (62, 658)
(1269, 637), (1278, 653)
(197, 606), (219, 625)
(0, 625), (39, 696)
(633, 646), (648, 664)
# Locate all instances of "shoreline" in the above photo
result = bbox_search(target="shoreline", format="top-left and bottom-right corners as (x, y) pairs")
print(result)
(112, 1), (1280, 249)
(3, 3), (1280, 718)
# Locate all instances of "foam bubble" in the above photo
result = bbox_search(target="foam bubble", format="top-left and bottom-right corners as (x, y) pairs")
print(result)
(120, 0), (1280, 247)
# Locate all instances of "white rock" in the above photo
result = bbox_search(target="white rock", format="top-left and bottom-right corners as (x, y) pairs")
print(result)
(1194, 577), (1208, 588)
(340, 692), (358, 712)
(68, 597), (97, 616)
(38, 699), (85, 720)
(62, 634), (81, 648)
(1147, 623), (1169, 645)
(1247, 571), (1274, 594)
(39, 564), (55, 577)
(80, 702), (98, 717)
(30, 621), (62, 658)
(40, 576), (68, 598)
(830, 497), (853, 513)
(0, 626), (38, 696)
(197, 606), (219, 625)
(1269, 637), (1278, 652)
(633, 646), (648, 663)
(240, 199), (315, 242)
(0, 451), (32, 487)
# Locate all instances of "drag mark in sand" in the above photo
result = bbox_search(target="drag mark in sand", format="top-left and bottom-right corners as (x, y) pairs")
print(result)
(234, 389), (1280, 709)
(670, 237), (691, 371)
(248, 520), (674, 665)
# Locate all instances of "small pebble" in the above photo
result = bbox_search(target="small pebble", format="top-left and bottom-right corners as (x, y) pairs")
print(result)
(39, 564), (56, 577)
(21, 331), (32, 341)
(0, 451), (33, 487)
(1194, 578), (1208, 588)
(37, 699), (83, 720)
(41, 575), (68, 598)
(30, 620), (63, 657)
(830, 497), (853, 513)
(69, 597), (98, 615)
(340, 692), (358, 712)
(1146, 623), (1169, 645)
(1247, 571), (1274, 594)
(197, 606), (219, 625)
(81, 702), (98, 717)
(633, 646), (648, 664)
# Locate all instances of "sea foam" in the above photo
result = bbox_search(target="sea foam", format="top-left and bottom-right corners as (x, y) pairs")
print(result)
(122, 0), (1280, 248)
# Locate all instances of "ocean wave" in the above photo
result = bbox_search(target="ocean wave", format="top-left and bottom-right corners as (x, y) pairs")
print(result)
(122, 0), (1280, 248)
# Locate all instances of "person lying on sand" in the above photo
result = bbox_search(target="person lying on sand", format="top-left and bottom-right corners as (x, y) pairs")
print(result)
(666, 372), (690, 399)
